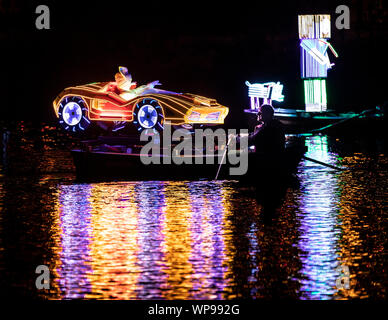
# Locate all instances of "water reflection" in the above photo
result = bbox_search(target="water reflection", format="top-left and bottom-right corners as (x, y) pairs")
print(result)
(58, 185), (93, 299)
(87, 183), (140, 299)
(0, 124), (386, 299)
(187, 182), (232, 299)
(336, 153), (388, 299)
(297, 136), (342, 299)
(54, 181), (236, 299)
(135, 183), (167, 299)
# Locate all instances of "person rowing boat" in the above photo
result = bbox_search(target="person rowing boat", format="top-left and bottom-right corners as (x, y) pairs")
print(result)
(247, 104), (285, 155)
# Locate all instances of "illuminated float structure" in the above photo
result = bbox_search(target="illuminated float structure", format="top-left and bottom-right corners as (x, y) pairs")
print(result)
(281, 15), (382, 133)
(245, 81), (284, 111)
(53, 66), (229, 133)
(268, 14), (345, 133)
(243, 80), (285, 130)
(298, 14), (338, 112)
(244, 14), (342, 132)
(243, 14), (381, 133)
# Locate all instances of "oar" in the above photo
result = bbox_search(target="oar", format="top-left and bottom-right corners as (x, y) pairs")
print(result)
(214, 134), (233, 180)
(303, 155), (346, 171)
(309, 107), (376, 133)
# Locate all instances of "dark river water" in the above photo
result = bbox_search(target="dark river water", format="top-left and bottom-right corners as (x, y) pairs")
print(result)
(0, 122), (386, 299)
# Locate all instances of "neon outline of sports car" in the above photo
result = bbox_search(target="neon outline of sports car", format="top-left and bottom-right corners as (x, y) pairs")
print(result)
(53, 80), (229, 133)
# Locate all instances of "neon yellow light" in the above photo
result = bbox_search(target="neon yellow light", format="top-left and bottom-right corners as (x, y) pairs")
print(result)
(184, 107), (229, 124)
(53, 69), (229, 128)
(298, 14), (331, 39)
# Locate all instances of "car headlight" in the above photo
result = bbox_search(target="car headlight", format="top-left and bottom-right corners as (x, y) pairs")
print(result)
(206, 111), (220, 121)
(188, 111), (201, 121)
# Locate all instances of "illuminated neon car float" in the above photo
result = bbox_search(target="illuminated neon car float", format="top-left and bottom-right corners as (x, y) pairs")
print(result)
(53, 66), (229, 133)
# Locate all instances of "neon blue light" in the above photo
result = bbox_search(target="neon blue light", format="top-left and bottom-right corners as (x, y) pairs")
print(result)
(188, 111), (201, 121)
(112, 125), (126, 132)
(300, 39), (332, 78)
(246, 81), (284, 110)
(138, 105), (158, 128)
(206, 112), (220, 121)
(63, 102), (82, 126)
(245, 81), (284, 102)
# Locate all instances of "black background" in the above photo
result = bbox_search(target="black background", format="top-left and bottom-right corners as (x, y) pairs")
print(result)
(0, 0), (387, 127)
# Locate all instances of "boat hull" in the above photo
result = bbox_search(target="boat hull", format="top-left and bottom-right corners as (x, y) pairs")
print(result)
(71, 144), (306, 182)
(244, 108), (386, 134)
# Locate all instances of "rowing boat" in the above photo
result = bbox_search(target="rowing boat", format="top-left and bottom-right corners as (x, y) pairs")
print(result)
(71, 136), (307, 181)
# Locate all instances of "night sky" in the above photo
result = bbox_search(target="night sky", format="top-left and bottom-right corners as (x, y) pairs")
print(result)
(1, 0), (387, 127)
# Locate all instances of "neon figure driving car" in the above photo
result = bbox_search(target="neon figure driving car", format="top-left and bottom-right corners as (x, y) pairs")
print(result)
(53, 66), (229, 133)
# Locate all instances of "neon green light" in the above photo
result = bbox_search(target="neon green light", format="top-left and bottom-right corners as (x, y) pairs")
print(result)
(304, 79), (327, 111)
(321, 80), (327, 106)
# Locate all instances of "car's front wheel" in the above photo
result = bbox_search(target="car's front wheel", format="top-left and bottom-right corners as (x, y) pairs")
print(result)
(133, 98), (164, 133)
(57, 96), (90, 133)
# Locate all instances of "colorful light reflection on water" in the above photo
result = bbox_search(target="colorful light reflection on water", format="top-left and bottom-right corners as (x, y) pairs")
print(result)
(297, 136), (342, 299)
(54, 181), (236, 299)
(0, 129), (386, 299)
(57, 185), (93, 298)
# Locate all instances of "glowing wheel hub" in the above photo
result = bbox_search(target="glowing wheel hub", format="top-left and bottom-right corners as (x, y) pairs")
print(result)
(138, 104), (158, 128)
(63, 102), (82, 126)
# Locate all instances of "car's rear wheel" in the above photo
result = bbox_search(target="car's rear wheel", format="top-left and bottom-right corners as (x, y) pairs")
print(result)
(133, 98), (164, 133)
(58, 96), (90, 133)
